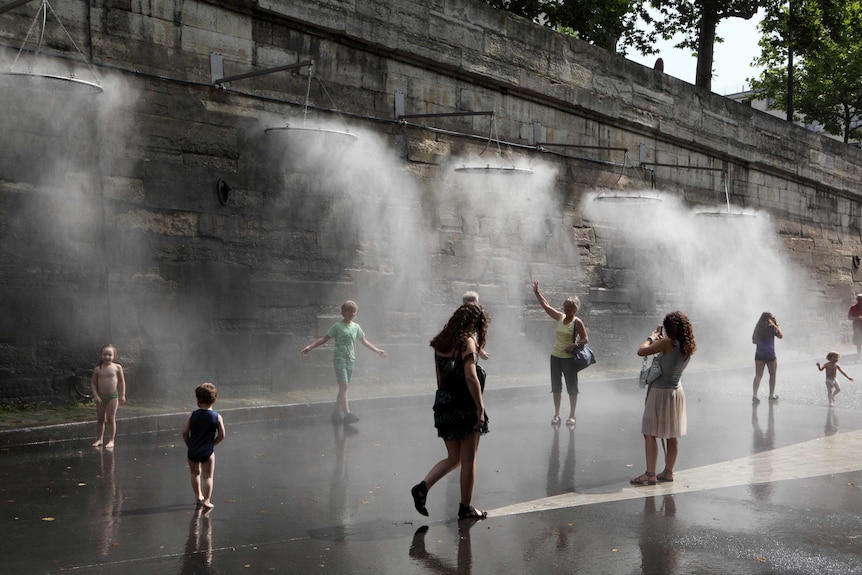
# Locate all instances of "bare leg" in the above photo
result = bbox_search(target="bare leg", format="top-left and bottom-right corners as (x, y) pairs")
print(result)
(644, 435), (659, 474)
(752, 360), (766, 399)
(423, 439), (461, 489)
(188, 460), (204, 503)
(567, 394), (578, 421)
(93, 400), (106, 447)
(832, 383), (841, 405)
(411, 440), (460, 517)
(200, 454), (216, 508)
(766, 360), (778, 398)
(662, 438), (679, 476)
(104, 399), (119, 448)
(336, 382), (351, 413)
(552, 392), (561, 418)
(458, 432), (481, 507)
(632, 435), (658, 484)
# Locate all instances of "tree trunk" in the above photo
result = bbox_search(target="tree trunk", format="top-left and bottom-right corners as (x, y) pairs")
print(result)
(695, 11), (719, 91)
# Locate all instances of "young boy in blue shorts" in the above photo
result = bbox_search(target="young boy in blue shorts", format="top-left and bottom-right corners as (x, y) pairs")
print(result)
(301, 301), (387, 423)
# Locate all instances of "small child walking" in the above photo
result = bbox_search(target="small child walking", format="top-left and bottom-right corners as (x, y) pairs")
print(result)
(301, 300), (387, 424)
(817, 352), (853, 406)
(90, 344), (126, 448)
(182, 383), (226, 509)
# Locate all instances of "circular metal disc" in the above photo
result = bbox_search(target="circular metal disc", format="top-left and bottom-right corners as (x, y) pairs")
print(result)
(0, 72), (103, 94)
(264, 126), (359, 142)
(453, 165), (533, 175)
(592, 192), (662, 203)
(695, 210), (757, 218)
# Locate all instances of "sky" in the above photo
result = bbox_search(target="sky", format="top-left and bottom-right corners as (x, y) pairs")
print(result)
(627, 10), (765, 95)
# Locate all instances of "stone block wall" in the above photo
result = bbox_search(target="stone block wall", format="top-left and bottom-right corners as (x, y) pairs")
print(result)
(0, 0), (861, 403)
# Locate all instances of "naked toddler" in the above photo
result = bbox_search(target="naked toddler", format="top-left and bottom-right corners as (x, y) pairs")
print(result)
(90, 344), (126, 448)
(817, 352), (853, 406)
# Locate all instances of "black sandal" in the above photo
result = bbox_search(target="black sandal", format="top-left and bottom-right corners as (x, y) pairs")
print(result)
(411, 481), (429, 517)
(458, 503), (488, 520)
(629, 471), (657, 486)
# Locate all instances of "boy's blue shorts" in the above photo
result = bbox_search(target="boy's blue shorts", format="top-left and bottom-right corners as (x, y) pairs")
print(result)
(333, 358), (355, 384)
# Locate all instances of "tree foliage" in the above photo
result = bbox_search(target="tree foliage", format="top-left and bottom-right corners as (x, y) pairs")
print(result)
(634, 1), (761, 90)
(484, 1), (762, 91)
(752, 0), (862, 143)
(481, 0), (653, 54)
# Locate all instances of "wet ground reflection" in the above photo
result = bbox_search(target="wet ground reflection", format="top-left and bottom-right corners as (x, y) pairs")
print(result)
(4, 364), (862, 573)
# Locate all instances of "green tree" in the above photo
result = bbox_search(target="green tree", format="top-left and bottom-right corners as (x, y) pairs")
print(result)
(752, 1), (862, 143)
(482, 0), (652, 53)
(485, 1), (762, 91)
(636, 0), (761, 91)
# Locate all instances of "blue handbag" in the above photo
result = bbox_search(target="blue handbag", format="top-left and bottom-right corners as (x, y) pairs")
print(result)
(572, 343), (596, 372)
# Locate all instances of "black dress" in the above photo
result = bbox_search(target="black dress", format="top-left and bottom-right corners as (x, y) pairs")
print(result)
(432, 347), (489, 440)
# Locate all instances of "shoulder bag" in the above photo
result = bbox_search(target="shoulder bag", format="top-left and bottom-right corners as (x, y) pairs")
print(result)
(571, 318), (597, 372)
(638, 353), (663, 388)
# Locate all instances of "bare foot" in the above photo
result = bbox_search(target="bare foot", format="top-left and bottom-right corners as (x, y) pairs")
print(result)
(201, 500), (215, 509)
(196, 498), (204, 506)
(104, 441), (115, 449)
(92, 439), (103, 447)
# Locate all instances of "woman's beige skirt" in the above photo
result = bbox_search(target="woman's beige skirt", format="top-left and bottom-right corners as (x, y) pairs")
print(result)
(641, 386), (687, 438)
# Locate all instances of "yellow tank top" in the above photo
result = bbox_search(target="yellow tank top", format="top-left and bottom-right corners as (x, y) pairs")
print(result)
(551, 316), (576, 358)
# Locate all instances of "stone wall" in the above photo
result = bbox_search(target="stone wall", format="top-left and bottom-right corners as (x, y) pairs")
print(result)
(0, 0), (861, 403)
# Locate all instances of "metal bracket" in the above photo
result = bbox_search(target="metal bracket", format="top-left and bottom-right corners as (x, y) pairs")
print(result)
(532, 122), (627, 153)
(210, 52), (313, 88)
(394, 91), (494, 121)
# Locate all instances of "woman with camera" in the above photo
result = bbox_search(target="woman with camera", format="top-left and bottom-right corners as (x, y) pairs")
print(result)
(631, 311), (697, 486)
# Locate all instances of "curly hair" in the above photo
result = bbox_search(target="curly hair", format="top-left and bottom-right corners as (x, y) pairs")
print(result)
(430, 304), (490, 354)
(663, 311), (696, 357)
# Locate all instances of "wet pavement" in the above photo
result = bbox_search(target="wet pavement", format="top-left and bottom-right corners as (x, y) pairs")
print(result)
(3, 359), (862, 574)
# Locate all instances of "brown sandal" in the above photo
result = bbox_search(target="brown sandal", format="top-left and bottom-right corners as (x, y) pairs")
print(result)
(656, 471), (674, 482)
(630, 472), (656, 486)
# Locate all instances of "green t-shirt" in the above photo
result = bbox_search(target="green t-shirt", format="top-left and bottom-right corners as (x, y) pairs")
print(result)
(326, 321), (365, 361)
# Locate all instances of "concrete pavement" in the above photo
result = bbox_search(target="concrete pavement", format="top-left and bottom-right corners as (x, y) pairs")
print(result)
(3, 361), (862, 574)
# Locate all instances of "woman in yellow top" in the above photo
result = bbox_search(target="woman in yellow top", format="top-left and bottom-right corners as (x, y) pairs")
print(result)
(533, 280), (589, 427)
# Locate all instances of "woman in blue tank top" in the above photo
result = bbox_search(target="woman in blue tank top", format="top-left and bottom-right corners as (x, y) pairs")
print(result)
(751, 311), (783, 404)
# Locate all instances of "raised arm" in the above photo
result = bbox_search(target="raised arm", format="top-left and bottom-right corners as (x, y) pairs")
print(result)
(637, 325), (672, 357)
(533, 280), (562, 320)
